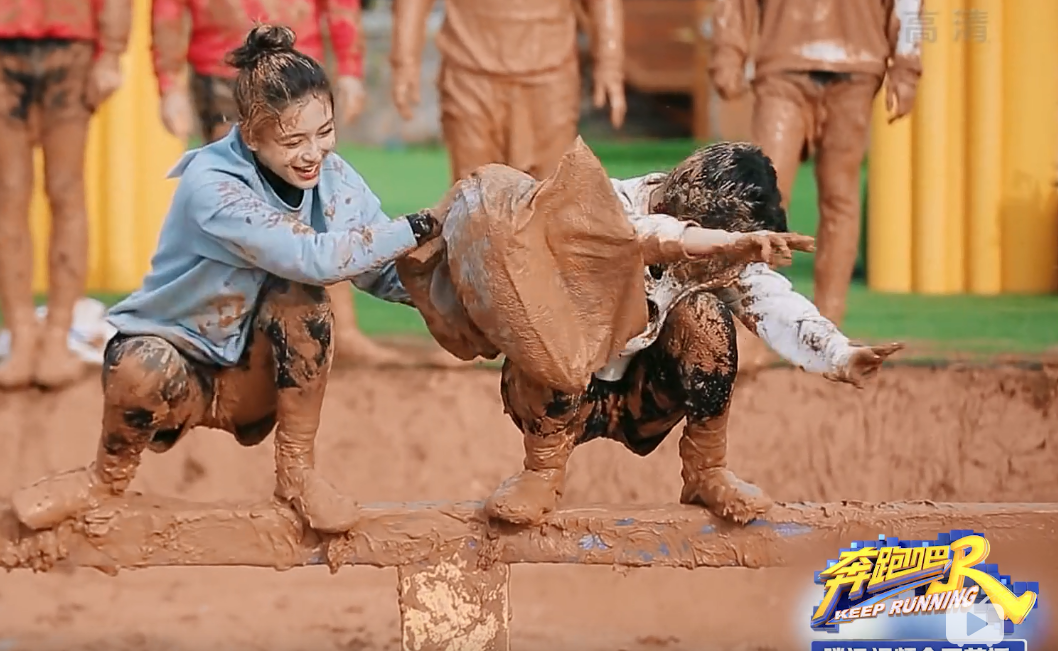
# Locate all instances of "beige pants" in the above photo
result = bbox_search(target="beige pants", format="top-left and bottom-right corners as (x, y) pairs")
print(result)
(438, 59), (582, 183)
(750, 71), (881, 325)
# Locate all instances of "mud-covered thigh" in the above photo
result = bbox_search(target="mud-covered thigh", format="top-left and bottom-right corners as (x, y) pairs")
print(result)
(500, 290), (739, 456)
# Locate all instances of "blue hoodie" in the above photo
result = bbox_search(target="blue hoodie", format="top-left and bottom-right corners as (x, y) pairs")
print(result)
(107, 125), (419, 367)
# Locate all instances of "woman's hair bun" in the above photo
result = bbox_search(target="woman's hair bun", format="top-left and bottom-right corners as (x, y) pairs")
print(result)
(227, 24), (296, 70)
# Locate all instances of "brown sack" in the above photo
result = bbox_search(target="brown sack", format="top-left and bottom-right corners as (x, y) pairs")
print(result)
(396, 137), (649, 394)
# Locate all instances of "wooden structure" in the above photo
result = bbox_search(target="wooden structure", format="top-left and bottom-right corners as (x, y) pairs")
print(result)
(2, 496), (1055, 650)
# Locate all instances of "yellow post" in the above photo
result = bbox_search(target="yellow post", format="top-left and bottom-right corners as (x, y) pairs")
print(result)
(29, 0), (185, 295)
(911, 0), (954, 293)
(867, 91), (914, 293)
(946, 0), (968, 292)
(965, 0), (1003, 294)
(1000, 0), (1058, 293)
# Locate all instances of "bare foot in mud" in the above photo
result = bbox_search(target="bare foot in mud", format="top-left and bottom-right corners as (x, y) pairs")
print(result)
(33, 341), (88, 390)
(12, 466), (111, 531)
(0, 349), (36, 391)
(680, 468), (773, 524)
(278, 468), (361, 533)
(484, 469), (564, 525)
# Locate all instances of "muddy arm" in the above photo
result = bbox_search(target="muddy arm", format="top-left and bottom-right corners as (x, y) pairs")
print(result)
(709, 0), (757, 77)
(151, 0), (190, 95)
(95, 0), (133, 58)
(585, 0), (624, 78)
(717, 263), (853, 374)
(326, 158), (421, 304)
(630, 213), (692, 265)
(318, 0), (365, 79)
(885, 0), (923, 77)
(193, 182), (419, 286)
(390, 0), (435, 71)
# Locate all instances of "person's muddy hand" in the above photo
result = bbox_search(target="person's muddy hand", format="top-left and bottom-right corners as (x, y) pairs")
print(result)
(84, 51), (122, 111)
(159, 87), (194, 140)
(712, 64), (748, 101)
(336, 76), (366, 125)
(404, 209), (440, 245)
(737, 231), (815, 268)
(593, 65), (626, 129)
(826, 343), (905, 388)
(392, 64), (420, 121)
(885, 66), (919, 123)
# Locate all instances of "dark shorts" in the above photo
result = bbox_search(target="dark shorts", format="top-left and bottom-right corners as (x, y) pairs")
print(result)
(190, 71), (238, 143)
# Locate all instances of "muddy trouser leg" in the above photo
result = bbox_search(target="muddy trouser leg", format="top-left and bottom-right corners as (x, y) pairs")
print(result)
(12, 334), (211, 529)
(0, 45), (41, 389)
(486, 358), (585, 525)
(812, 74), (881, 326)
(438, 61), (507, 183)
(648, 290), (773, 523)
(253, 277), (360, 532)
(514, 60), (581, 180)
(34, 41), (96, 389)
(190, 72), (236, 144)
(736, 72), (815, 371)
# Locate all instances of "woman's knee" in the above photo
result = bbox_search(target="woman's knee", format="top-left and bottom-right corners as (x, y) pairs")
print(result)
(655, 291), (738, 420)
(100, 336), (205, 453)
(255, 278), (334, 389)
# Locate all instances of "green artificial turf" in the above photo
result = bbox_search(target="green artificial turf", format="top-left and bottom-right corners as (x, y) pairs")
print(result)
(8, 139), (1058, 357)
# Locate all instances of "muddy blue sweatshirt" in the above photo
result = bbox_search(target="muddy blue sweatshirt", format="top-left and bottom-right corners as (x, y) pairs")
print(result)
(107, 125), (418, 367)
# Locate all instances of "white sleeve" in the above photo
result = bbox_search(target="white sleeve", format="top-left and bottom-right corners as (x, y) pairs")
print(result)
(721, 262), (854, 374)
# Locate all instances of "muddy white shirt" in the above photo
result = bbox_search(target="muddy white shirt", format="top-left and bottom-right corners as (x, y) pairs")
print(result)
(595, 173), (855, 381)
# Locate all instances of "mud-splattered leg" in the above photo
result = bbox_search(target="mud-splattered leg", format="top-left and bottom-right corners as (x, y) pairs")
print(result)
(485, 359), (580, 525)
(12, 335), (209, 529)
(256, 278), (359, 533)
(738, 73), (813, 374)
(812, 75), (879, 326)
(517, 61), (580, 180)
(33, 42), (95, 389)
(0, 47), (40, 390)
(655, 290), (772, 524)
(438, 63), (506, 183)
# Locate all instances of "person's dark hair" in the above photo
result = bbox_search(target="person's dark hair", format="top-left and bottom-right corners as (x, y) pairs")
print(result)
(648, 141), (788, 233)
(226, 24), (333, 138)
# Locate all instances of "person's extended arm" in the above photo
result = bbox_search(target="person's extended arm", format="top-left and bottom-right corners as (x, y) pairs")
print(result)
(629, 213), (814, 267)
(193, 180), (421, 286)
(717, 263), (903, 384)
(719, 263), (853, 374)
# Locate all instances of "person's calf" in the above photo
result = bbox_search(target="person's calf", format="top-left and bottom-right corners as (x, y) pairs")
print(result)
(661, 291), (772, 523)
(256, 280), (359, 532)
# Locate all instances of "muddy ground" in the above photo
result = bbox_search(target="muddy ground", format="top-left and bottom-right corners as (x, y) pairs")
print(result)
(0, 361), (1056, 650)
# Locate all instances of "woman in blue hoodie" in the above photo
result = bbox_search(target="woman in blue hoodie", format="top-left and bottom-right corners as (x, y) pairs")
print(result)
(13, 25), (436, 533)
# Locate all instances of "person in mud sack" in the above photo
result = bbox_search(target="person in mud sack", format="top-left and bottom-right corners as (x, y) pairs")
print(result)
(0, 0), (131, 391)
(483, 141), (904, 526)
(11, 25), (441, 534)
(150, 0), (431, 370)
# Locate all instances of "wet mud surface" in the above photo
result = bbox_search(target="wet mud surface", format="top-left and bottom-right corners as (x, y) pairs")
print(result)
(0, 361), (1055, 650)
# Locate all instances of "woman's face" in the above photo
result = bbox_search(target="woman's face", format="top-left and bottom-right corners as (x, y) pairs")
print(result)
(249, 93), (336, 189)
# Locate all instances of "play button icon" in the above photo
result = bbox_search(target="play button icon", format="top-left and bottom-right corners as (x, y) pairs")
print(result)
(945, 597), (1005, 646)
(966, 611), (988, 636)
